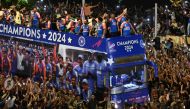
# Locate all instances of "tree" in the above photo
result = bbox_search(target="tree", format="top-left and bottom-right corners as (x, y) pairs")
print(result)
(1, 0), (35, 9)
(5, 0), (12, 3)
(1, 0), (18, 7)
(17, 0), (28, 7)
(18, 0), (28, 4)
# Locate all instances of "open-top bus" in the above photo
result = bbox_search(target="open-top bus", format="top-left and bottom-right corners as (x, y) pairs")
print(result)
(0, 23), (158, 109)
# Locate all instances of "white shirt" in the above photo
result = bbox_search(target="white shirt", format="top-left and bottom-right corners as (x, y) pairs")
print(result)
(7, 96), (16, 108)
(17, 53), (24, 70)
(57, 63), (63, 76)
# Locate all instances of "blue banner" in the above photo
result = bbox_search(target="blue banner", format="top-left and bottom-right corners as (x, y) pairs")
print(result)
(0, 23), (106, 52)
(106, 35), (145, 58)
(0, 23), (146, 56)
(123, 87), (149, 103)
(111, 87), (149, 105)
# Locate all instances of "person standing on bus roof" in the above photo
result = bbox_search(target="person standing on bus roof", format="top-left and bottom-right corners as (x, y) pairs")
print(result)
(43, 17), (51, 30)
(109, 14), (119, 37)
(0, 6), (4, 22)
(117, 8), (128, 26)
(96, 17), (106, 38)
(83, 3), (99, 16)
(75, 19), (82, 35)
(120, 13), (127, 25)
(14, 7), (23, 25)
(57, 17), (66, 32)
(81, 19), (90, 37)
(83, 52), (98, 93)
(120, 18), (137, 37)
(31, 7), (41, 28)
(6, 10), (15, 25)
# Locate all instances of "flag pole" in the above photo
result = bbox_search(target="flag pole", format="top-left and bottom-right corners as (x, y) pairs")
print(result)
(154, 3), (157, 38)
(81, 0), (85, 24)
(82, 0), (85, 7)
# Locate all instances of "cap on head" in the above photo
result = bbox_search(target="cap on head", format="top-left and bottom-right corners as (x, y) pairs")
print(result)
(82, 79), (88, 84)
(78, 54), (84, 60)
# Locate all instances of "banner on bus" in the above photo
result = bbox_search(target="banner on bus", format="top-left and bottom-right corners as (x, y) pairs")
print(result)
(0, 23), (106, 52)
(123, 87), (149, 103)
(106, 35), (145, 58)
(111, 87), (149, 104)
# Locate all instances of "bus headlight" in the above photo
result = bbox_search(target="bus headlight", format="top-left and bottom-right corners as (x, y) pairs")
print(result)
(115, 103), (118, 108)
(111, 101), (119, 109)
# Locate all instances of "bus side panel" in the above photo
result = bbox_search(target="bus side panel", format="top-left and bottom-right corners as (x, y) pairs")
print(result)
(123, 87), (149, 104)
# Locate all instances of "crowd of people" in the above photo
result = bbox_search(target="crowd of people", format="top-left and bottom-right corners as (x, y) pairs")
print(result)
(0, 36), (190, 109)
(0, 37), (110, 109)
(142, 38), (190, 109)
(0, 2), (137, 38)
(0, 0), (190, 38)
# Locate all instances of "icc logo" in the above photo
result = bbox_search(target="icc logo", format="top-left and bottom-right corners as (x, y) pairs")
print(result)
(78, 36), (86, 47)
(108, 42), (116, 53)
(140, 40), (145, 48)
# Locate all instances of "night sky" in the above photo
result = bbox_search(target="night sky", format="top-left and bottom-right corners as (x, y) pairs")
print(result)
(50, 0), (173, 9)
(122, 0), (171, 9)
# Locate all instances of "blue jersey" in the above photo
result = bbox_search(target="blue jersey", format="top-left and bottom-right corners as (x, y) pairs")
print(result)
(59, 20), (65, 31)
(122, 21), (131, 36)
(109, 19), (118, 33)
(188, 19), (190, 24)
(75, 22), (81, 34)
(32, 12), (40, 27)
(66, 70), (77, 82)
(82, 89), (92, 102)
(96, 60), (109, 88)
(66, 70), (79, 93)
(9, 15), (14, 24)
(46, 63), (52, 77)
(83, 60), (97, 92)
(73, 65), (83, 82)
(68, 84), (81, 95)
(97, 23), (104, 37)
(120, 16), (126, 24)
(82, 24), (89, 37)
(34, 63), (44, 82)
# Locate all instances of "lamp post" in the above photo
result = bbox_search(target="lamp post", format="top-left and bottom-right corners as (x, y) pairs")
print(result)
(154, 3), (157, 38)
(82, 0), (85, 7)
